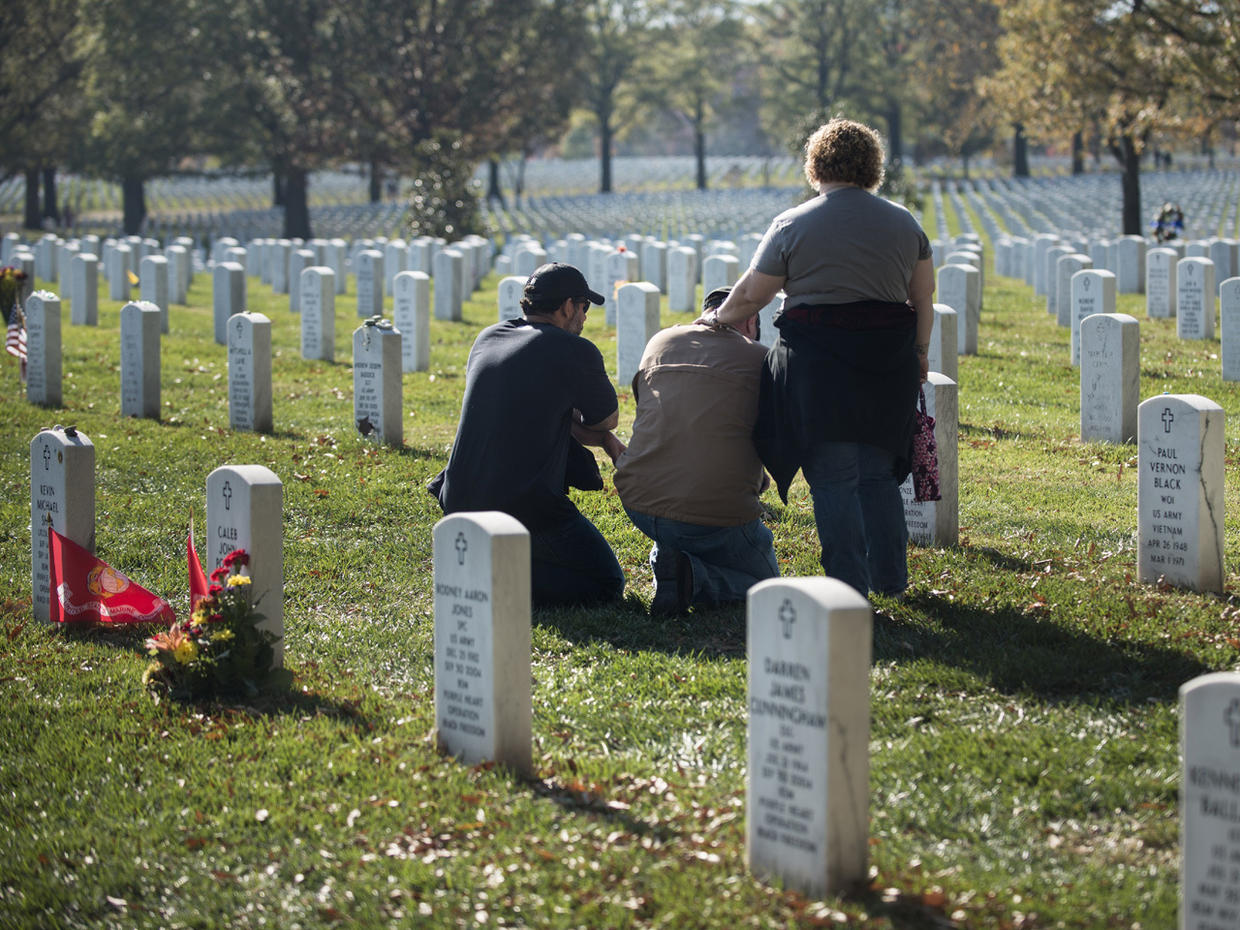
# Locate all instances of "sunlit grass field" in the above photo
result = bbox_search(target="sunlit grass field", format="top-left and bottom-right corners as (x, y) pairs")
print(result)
(1, 228), (1239, 928)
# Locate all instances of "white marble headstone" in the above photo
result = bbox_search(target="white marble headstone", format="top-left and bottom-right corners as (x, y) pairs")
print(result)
(1178, 257), (1215, 340)
(605, 249), (639, 327)
(300, 266), (335, 362)
(355, 249), (384, 318)
(616, 282), (660, 387)
(213, 262), (245, 346)
(1055, 253), (1092, 328)
(900, 373), (958, 546)
(393, 270), (430, 372)
(25, 291), (61, 408)
(667, 247), (697, 313)
(746, 577), (871, 898)
(352, 318), (402, 446)
(497, 275), (525, 323)
(228, 312), (273, 433)
(1070, 269), (1117, 367)
(139, 255), (169, 334)
(206, 465), (284, 667)
(1146, 247), (1178, 319)
(1116, 236), (1147, 294)
(1079, 313), (1138, 444)
(927, 304), (958, 383)
(1221, 278), (1240, 382)
(70, 254), (98, 326)
(937, 264), (979, 356)
(702, 254), (740, 297)
(1137, 394), (1224, 593)
(433, 249), (463, 322)
(120, 301), (161, 419)
(1181, 672), (1240, 930)
(31, 427), (94, 623)
(433, 511), (532, 776)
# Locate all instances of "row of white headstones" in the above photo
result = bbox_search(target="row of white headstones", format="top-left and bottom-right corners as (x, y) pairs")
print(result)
(27, 423), (1239, 918)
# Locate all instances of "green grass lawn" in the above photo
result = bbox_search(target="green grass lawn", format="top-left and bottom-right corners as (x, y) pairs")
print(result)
(1, 251), (1237, 929)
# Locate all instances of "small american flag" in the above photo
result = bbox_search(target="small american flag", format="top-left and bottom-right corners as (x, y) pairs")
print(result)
(5, 303), (26, 384)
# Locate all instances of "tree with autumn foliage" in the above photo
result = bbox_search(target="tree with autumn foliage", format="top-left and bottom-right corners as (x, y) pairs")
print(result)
(986, 0), (1182, 234)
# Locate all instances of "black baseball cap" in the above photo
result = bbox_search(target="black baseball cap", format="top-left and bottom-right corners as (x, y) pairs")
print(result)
(702, 285), (732, 312)
(525, 262), (604, 306)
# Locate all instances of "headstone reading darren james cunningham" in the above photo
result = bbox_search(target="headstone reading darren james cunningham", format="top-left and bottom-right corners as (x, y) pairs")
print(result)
(432, 512), (532, 776)
(228, 312), (273, 433)
(1079, 313), (1139, 444)
(352, 317), (402, 446)
(25, 291), (61, 408)
(120, 301), (161, 419)
(206, 465), (284, 667)
(1180, 671), (1240, 930)
(30, 426), (94, 623)
(746, 577), (871, 899)
(900, 372), (958, 546)
(1137, 394), (1224, 594)
(393, 270), (430, 372)
(299, 266), (335, 362)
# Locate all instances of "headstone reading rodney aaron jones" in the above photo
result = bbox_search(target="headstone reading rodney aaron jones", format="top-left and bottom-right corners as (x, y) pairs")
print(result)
(30, 426), (95, 623)
(1137, 393), (1224, 594)
(1180, 672), (1240, 930)
(206, 465), (284, 667)
(747, 577), (871, 899)
(433, 511), (532, 776)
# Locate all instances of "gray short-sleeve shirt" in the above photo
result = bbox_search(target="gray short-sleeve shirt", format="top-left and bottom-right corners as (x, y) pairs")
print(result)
(751, 187), (932, 307)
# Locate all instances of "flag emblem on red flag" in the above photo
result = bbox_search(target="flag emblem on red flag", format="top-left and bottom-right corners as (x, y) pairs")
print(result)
(48, 527), (175, 625)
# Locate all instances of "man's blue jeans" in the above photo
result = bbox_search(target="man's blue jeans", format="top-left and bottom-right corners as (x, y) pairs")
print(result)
(530, 512), (625, 606)
(800, 440), (908, 596)
(624, 507), (779, 605)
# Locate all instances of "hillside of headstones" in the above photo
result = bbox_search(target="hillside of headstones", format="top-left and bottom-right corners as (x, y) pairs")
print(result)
(10, 167), (1240, 915)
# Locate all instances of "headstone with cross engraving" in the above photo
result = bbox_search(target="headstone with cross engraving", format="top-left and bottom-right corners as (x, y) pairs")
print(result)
(1080, 313), (1139, 444)
(120, 301), (161, 419)
(30, 426), (95, 623)
(1056, 253), (1092, 328)
(1137, 394), (1224, 593)
(1180, 672), (1240, 930)
(1178, 257), (1216, 340)
(213, 262), (245, 346)
(206, 465), (284, 667)
(746, 577), (871, 899)
(899, 373), (958, 545)
(668, 246), (698, 313)
(1070, 269), (1116, 367)
(432, 511), (532, 776)
(25, 291), (62, 408)
(617, 282), (661, 387)
(393, 270), (430, 372)
(498, 275), (525, 323)
(228, 312), (272, 433)
(299, 266), (335, 362)
(352, 318), (402, 446)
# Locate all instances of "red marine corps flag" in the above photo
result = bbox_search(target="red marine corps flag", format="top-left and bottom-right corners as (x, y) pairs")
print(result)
(188, 522), (209, 610)
(48, 528), (175, 625)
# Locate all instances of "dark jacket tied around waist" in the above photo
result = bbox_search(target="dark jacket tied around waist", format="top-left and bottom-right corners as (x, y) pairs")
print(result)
(754, 300), (920, 503)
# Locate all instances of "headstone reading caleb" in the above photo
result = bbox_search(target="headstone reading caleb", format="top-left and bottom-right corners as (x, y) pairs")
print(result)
(433, 511), (532, 776)
(30, 426), (94, 623)
(1137, 394), (1224, 594)
(206, 465), (284, 667)
(746, 577), (871, 899)
(1180, 672), (1240, 930)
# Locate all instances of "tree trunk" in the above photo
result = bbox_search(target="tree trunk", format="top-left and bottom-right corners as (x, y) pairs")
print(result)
(272, 167), (285, 208)
(284, 166), (311, 239)
(1119, 134), (1141, 236)
(23, 168), (40, 230)
(486, 157), (506, 208)
(1071, 131), (1085, 175)
(515, 152), (527, 208)
(1012, 124), (1030, 178)
(694, 125), (707, 191)
(369, 160), (381, 203)
(600, 116), (613, 194)
(42, 167), (59, 222)
(886, 101), (903, 165)
(122, 175), (146, 235)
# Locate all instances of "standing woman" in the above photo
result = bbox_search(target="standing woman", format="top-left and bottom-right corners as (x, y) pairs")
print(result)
(706, 117), (934, 597)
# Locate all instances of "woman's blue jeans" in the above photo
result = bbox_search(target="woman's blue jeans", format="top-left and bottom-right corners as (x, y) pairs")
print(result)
(800, 440), (908, 596)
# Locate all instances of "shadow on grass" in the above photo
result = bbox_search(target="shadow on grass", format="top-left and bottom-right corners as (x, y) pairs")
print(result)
(535, 595), (748, 660)
(875, 590), (1210, 704)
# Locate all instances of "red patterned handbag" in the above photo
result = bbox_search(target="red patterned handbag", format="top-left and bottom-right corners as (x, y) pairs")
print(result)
(911, 385), (941, 502)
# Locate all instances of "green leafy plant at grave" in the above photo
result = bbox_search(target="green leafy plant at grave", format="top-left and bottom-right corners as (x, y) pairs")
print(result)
(143, 549), (290, 701)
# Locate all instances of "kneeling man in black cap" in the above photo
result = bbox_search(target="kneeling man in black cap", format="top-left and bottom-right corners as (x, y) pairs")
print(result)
(429, 263), (626, 606)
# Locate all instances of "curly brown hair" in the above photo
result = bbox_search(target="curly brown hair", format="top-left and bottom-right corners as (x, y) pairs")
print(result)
(803, 118), (885, 191)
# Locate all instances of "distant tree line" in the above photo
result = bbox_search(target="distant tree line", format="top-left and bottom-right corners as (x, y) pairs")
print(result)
(4, 0), (1238, 238)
